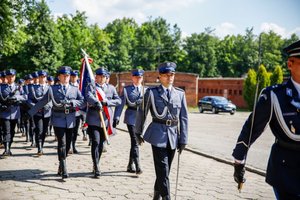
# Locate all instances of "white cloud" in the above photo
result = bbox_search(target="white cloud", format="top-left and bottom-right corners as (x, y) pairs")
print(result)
(215, 22), (237, 38)
(69, 0), (205, 27)
(260, 22), (300, 38)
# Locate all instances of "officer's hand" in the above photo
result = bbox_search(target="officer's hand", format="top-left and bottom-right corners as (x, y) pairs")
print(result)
(113, 119), (119, 128)
(136, 134), (144, 145)
(60, 99), (71, 106)
(177, 144), (186, 154)
(233, 163), (246, 185)
(101, 101), (108, 106)
(7, 96), (17, 104)
(135, 98), (143, 106)
(94, 101), (103, 111)
(0, 104), (8, 111)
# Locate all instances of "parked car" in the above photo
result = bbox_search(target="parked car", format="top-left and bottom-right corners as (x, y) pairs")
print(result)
(198, 96), (236, 115)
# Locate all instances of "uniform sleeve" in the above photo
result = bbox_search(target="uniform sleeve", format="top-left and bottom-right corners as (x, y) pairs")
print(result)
(113, 88), (126, 121)
(232, 88), (272, 160)
(85, 84), (99, 106)
(135, 88), (151, 135)
(28, 87), (51, 117)
(70, 88), (85, 108)
(106, 86), (121, 107)
(179, 92), (188, 145)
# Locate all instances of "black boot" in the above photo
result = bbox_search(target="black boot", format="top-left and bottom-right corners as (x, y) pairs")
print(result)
(92, 157), (100, 178)
(153, 191), (162, 200)
(133, 158), (143, 175)
(2, 142), (11, 156)
(127, 157), (135, 173)
(162, 195), (170, 200)
(37, 142), (43, 156)
(60, 160), (69, 179)
(72, 142), (78, 154)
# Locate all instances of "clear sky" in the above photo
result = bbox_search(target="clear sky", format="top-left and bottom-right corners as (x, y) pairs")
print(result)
(45, 0), (300, 38)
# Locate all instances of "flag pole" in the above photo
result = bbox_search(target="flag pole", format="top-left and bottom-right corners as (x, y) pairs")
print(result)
(81, 49), (110, 145)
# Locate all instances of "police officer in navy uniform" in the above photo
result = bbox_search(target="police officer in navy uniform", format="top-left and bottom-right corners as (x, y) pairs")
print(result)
(27, 66), (84, 179)
(23, 74), (34, 143)
(0, 71), (7, 147)
(0, 69), (27, 157)
(85, 67), (121, 177)
(233, 40), (300, 199)
(114, 69), (145, 174)
(27, 70), (52, 155)
(135, 62), (188, 200)
(69, 70), (81, 154)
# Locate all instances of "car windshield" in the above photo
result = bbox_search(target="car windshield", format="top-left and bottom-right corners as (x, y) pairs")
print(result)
(213, 97), (228, 103)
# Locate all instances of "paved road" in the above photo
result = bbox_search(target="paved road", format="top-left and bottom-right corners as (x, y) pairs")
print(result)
(187, 111), (274, 172)
(0, 111), (275, 200)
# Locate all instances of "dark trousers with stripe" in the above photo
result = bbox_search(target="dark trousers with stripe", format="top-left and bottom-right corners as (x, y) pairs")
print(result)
(151, 142), (176, 197)
(1, 119), (17, 144)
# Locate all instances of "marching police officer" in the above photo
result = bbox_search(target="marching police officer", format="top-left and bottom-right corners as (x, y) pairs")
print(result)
(114, 69), (145, 174)
(0, 71), (7, 147)
(69, 70), (81, 154)
(27, 66), (84, 179)
(232, 40), (300, 199)
(85, 67), (121, 177)
(135, 62), (188, 200)
(0, 69), (27, 157)
(27, 70), (52, 155)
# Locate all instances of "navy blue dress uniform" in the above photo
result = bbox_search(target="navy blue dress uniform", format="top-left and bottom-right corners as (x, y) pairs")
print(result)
(0, 71), (6, 146)
(69, 70), (81, 154)
(135, 62), (188, 200)
(114, 69), (145, 174)
(85, 67), (121, 177)
(22, 74), (35, 143)
(0, 69), (27, 156)
(27, 70), (52, 155)
(27, 66), (84, 178)
(232, 40), (300, 199)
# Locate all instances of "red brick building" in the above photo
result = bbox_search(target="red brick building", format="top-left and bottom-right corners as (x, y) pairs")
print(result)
(109, 71), (247, 108)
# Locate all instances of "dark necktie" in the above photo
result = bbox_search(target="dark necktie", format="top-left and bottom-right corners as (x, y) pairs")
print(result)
(62, 85), (66, 94)
(166, 89), (170, 100)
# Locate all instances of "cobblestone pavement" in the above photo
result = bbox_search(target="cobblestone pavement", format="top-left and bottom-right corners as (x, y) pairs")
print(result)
(0, 126), (274, 200)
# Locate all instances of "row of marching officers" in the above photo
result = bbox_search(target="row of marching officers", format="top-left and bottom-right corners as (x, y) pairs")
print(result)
(0, 62), (189, 200)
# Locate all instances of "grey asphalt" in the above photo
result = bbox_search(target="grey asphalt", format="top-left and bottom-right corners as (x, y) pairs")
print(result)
(0, 112), (275, 200)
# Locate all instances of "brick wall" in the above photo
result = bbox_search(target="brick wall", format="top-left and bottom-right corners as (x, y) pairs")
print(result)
(198, 78), (247, 108)
(109, 72), (248, 108)
(109, 71), (199, 107)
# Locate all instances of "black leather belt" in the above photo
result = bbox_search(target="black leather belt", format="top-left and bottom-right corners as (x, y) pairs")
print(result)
(152, 118), (178, 126)
(275, 139), (300, 151)
(127, 106), (137, 111)
(53, 109), (75, 114)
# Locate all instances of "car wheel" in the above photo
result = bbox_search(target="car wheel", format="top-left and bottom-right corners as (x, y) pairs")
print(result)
(199, 106), (203, 113)
(230, 110), (235, 115)
(212, 107), (218, 114)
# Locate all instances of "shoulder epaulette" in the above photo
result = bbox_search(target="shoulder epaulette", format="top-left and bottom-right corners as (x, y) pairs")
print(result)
(265, 83), (285, 92)
(174, 87), (184, 92)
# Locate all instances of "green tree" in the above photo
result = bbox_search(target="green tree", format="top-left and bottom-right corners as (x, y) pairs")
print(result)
(243, 68), (257, 110)
(257, 64), (270, 93)
(135, 17), (183, 70)
(182, 29), (219, 77)
(104, 18), (138, 72)
(270, 65), (283, 85)
(57, 11), (93, 70)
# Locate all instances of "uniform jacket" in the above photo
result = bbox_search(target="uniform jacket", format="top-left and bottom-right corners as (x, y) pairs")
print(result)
(135, 85), (188, 150)
(232, 78), (300, 194)
(27, 84), (52, 118)
(0, 83), (27, 120)
(28, 84), (84, 128)
(85, 83), (121, 132)
(114, 84), (146, 126)
(70, 82), (82, 117)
